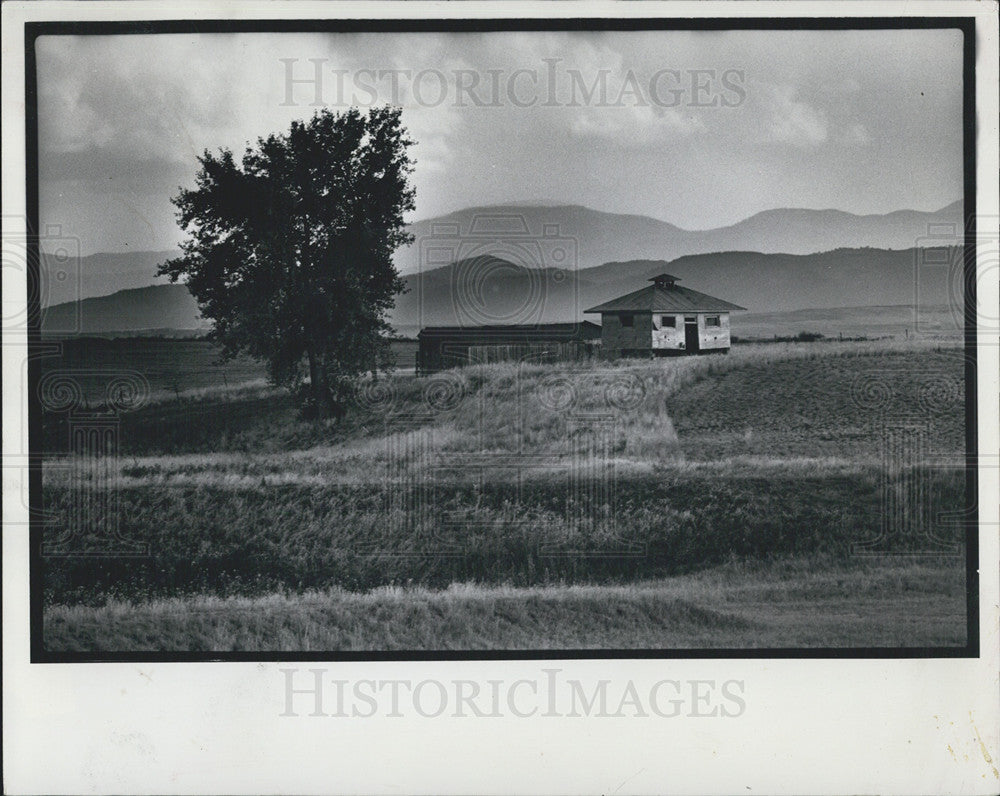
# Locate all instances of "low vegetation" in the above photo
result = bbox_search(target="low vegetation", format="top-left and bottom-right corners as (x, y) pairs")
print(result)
(40, 339), (968, 649)
(45, 555), (966, 651)
(42, 341), (965, 650)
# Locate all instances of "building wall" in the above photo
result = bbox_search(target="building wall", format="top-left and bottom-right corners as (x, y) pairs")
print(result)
(699, 313), (731, 350)
(417, 328), (602, 372)
(417, 340), (470, 373)
(602, 312), (732, 356)
(651, 314), (686, 351)
(600, 312), (654, 355)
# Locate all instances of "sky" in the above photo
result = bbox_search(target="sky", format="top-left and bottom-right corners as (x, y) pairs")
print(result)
(36, 29), (964, 255)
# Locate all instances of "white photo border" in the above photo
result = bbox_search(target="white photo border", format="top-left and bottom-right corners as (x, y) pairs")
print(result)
(3, 2), (998, 794)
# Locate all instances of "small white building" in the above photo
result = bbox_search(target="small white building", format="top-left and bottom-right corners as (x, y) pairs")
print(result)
(584, 273), (746, 357)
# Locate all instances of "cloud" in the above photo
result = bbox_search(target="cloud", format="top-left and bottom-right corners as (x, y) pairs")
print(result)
(35, 29), (964, 252)
(818, 76), (862, 96)
(39, 145), (187, 193)
(756, 82), (874, 149)
(38, 36), (239, 153)
(763, 84), (828, 147)
(841, 123), (872, 146)
(570, 104), (705, 145)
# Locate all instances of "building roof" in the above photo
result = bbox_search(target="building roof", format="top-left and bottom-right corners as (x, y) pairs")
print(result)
(584, 283), (746, 314)
(418, 321), (601, 340)
(649, 273), (681, 283)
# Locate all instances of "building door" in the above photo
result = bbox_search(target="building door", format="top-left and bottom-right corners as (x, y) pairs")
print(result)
(684, 316), (699, 353)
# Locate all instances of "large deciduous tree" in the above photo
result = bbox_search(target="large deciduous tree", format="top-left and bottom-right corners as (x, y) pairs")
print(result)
(160, 106), (415, 417)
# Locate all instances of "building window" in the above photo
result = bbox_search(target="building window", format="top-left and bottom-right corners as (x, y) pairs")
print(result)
(621, 314), (634, 327)
(661, 315), (676, 328)
(706, 315), (721, 327)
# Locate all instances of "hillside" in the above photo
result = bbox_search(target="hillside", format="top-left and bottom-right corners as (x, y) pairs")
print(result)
(42, 246), (963, 336)
(41, 284), (205, 335)
(41, 249), (178, 306)
(395, 201), (963, 274)
(575, 247), (960, 313)
(390, 255), (601, 329)
(388, 246), (959, 332)
(41, 341), (966, 651)
(42, 202), (962, 307)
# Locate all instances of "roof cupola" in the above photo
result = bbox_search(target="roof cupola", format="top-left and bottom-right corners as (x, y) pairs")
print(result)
(649, 273), (681, 288)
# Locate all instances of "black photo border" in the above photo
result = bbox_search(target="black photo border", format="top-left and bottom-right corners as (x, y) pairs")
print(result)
(23, 15), (979, 663)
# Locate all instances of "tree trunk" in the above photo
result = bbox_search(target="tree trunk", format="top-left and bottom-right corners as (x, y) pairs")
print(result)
(306, 345), (333, 417)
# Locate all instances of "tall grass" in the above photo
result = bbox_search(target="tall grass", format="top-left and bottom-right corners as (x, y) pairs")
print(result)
(43, 341), (964, 475)
(40, 340), (967, 606)
(41, 466), (964, 604)
(44, 554), (967, 651)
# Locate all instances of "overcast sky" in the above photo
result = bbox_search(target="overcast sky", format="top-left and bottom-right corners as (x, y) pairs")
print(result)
(37, 29), (964, 255)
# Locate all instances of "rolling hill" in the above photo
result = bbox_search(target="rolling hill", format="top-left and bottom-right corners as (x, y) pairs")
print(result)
(389, 256), (601, 330)
(387, 246), (959, 335)
(574, 247), (960, 313)
(41, 284), (206, 335)
(395, 201), (963, 274)
(41, 246), (963, 337)
(40, 249), (178, 307)
(38, 201), (962, 308)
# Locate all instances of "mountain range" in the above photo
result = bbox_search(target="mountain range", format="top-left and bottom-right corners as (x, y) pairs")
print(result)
(395, 201), (963, 274)
(388, 247), (958, 335)
(40, 246), (962, 337)
(41, 284), (207, 336)
(37, 200), (964, 335)
(41, 201), (963, 308)
(40, 249), (177, 308)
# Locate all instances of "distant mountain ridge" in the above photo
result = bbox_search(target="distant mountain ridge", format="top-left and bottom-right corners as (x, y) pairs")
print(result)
(575, 247), (955, 312)
(42, 246), (963, 336)
(41, 284), (206, 335)
(40, 249), (179, 308)
(390, 247), (959, 329)
(42, 201), (961, 306)
(394, 201), (963, 275)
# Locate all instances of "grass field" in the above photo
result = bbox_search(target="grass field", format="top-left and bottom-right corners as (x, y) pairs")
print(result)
(45, 555), (965, 651)
(40, 338), (969, 651)
(38, 336), (419, 406)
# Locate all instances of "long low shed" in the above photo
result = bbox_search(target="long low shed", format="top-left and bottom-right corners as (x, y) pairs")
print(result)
(416, 322), (602, 373)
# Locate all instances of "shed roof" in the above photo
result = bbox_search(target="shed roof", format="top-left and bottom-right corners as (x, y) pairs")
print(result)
(584, 284), (746, 314)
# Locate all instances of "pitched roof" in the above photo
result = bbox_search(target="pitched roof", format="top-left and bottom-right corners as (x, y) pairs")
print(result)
(584, 284), (746, 314)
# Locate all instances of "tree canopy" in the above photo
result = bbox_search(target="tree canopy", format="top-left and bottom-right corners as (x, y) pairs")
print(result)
(159, 106), (415, 416)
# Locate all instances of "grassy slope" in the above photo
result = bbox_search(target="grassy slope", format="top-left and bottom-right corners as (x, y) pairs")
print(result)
(44, 339), (966, 462)
(37, 338), (418, 407)
(44, 556), (965, 651)
(41, 340), (968, 650)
